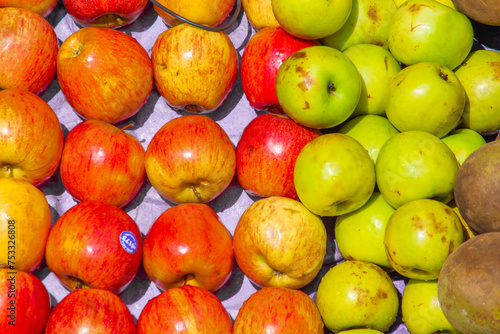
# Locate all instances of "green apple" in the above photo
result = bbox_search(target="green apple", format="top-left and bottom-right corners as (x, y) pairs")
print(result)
(441, 128), (487, 165)
(316, 260), (399, 333)
(321, 0), (397, 51)
(384, 199), (464, 280)
(394, 0), (457, 9)
(338, 115), (399, 163)
(454, 50), (500, 134)
(388, 0), (473, 70)
(385, 62), (465, 138)
(271, 0), (352, 40)
(338, 330), (385, 334)
(343, 43), (402, 117)
(335, 192), (395, 270)
(294, 133), (375, 217)
(375, 130), (459, 209)
(402, 278), (460, 334)
(275, 46), (362, 129)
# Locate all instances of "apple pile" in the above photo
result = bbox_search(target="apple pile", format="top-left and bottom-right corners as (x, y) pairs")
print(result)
(0, 0), (499, 333)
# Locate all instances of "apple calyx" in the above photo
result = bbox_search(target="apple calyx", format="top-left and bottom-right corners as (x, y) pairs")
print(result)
(327, 82), (336, 94)
(439, 71), (449, 81)
(1, 164), (14, 178)
(89, 14), (126, 28)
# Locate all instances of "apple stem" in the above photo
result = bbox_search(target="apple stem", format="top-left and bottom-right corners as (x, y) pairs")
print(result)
(190, 184), (203, 202)
(121, 123), (135, 131)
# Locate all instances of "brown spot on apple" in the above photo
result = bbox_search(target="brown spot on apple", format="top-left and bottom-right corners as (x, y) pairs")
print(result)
(290, 51), (307, 60)
(303, 101), (310, 110)
(247, 147), (254, 153)
(384, 56), (389, 71)
(368, 6), (380, 21)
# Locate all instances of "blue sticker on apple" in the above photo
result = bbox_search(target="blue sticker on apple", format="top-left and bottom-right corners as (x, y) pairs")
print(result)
(120, 231), (138, 255)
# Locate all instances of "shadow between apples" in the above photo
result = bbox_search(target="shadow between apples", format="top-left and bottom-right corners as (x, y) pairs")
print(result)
(214, 261), (245, 302)
(120, 256), (152, 305)
(115, 90), (162, 132)
(121, 1), (159, 34)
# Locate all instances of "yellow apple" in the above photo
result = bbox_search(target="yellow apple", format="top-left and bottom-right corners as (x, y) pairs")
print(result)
(393, 0), (456, 9)
(242, 0), (280, 30)
(0, 0), (58, 17)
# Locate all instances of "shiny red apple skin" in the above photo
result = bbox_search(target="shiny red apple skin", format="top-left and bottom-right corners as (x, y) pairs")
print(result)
(143, 203), (234, 292)
(0, 269), (51, 334)
(45, 201), (143, 294)
(0, 0), (58, 17)
(240, 26), (320, 114)
(57, 27), (153, 124)
(44, 288), (136, 334)
(233, 287), (324, 333)
(0, 7), (57, 95)
(236, 113), (320, 199)
(63, 0), (148, 28)
(137, 285), (232, 334)
(0, 89), (64, 186)
(60, 120), (146, 208)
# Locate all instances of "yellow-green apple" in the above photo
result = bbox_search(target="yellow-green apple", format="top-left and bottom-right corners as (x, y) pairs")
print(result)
(152, 23), (238, 114)
(338, 330), (385, 334)
(45, 201), (143, 294)
(294, 133), (376, 216)
(0, 178), (51, 273)
(57, 27), (153, 124)
(145, 115), (236, 204)
(342, 43), (402, 117)
(275, 46), (362, 129)
(137, 285), (232, 334)
(321, 0), (397, 51)
(236, 113), (320, 199)
(153, 0), (236, 28)
(241, 26), (320, 114)
(44, 288), (136, 333)
(0, 269), (51, 333)
(233, 287), (324, 333)
(375, 130), (459, 208)
(271, 0), (352, 39)
(454, 50), (500, 134)
(384, 199), (464, 280)
(385, 62), (465, 138)
(242, 0), (279, 30)
(0, 89), (63, 186)
(233, 196), (327, 289)
(316, 260), (399, 332)
(394, 0), (457, 9)
(402, 278), (459, 334)
(335, 192), (395, 270)
(441, 128), (486, 165)
(338, 115), (399, 163)
(0, 0), (58, 17)
(59, 120), (146, 208)
(143, 203), (233, 292)
(387, 0), (473, 69)
(63, 0), (148, 28)
(0, 7), (57, 95)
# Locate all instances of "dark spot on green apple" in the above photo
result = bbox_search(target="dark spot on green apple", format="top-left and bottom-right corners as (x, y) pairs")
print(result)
(409, 267), (432, 276)
(327, 83), (336, 94)
(291, 51), (307, 60)
(448, 241), (455, 254)
(303, 101), (310, 110)
(295, 66), (306, 75)
(439, 71), (449, 81)
(442, 236), (447, 243)
(377, 289), (388, 300)
(384, 56), (389, 71)
(368, 6), (380, 21)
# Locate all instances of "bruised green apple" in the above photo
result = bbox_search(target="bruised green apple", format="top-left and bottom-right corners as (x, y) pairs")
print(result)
(385, 62), (465, 138)
(271, 0), (352, 39)
(454, 50), (500, 134)
(275, 46), (362, 129)
(338, 115), (399, 163)
(343, 43), (402, 117)
(441, 128), (486, 165)
(335, 192), (395, 270)
(294, 133), (375, 217)
(384, 199), (464, 280)
(321, 0), (397, 51)
(376, 130), (459, 209)
(388, 0), (473, 70)
(316, 260), (399, 333)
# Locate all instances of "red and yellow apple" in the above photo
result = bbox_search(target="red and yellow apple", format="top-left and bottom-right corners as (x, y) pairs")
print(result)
(57, 27), (153, 124)
(0, 89), (63, 186)
(45, 201), (143, 294)
(0, 0), (58, 17)
(60, 120), (146, 208)
(145, 115), (236, 204)
(0, 7), (57, 95)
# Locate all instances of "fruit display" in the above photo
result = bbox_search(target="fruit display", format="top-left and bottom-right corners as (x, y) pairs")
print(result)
(0, 1), (499, 333)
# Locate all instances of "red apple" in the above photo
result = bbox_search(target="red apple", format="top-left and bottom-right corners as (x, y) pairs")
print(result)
(145, 115), (236, 204)
(44, 288), (136, 333)
(63, 0), (148, 28)
(60, 120), (146, 208)
(0, 89), (64, 186)
(240, 26), (320, 114)
(0, 7), (57, 95)
(137, 285), (232, 334)
(236, 113), (320, 199)
(45, 201), (143, 294)
(143, 203), (234, 292)
(0, 0), (58, 17)
(233, 287), (324, 333)
(57, 27), (153, 124)
(0, 269), (51, 333)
